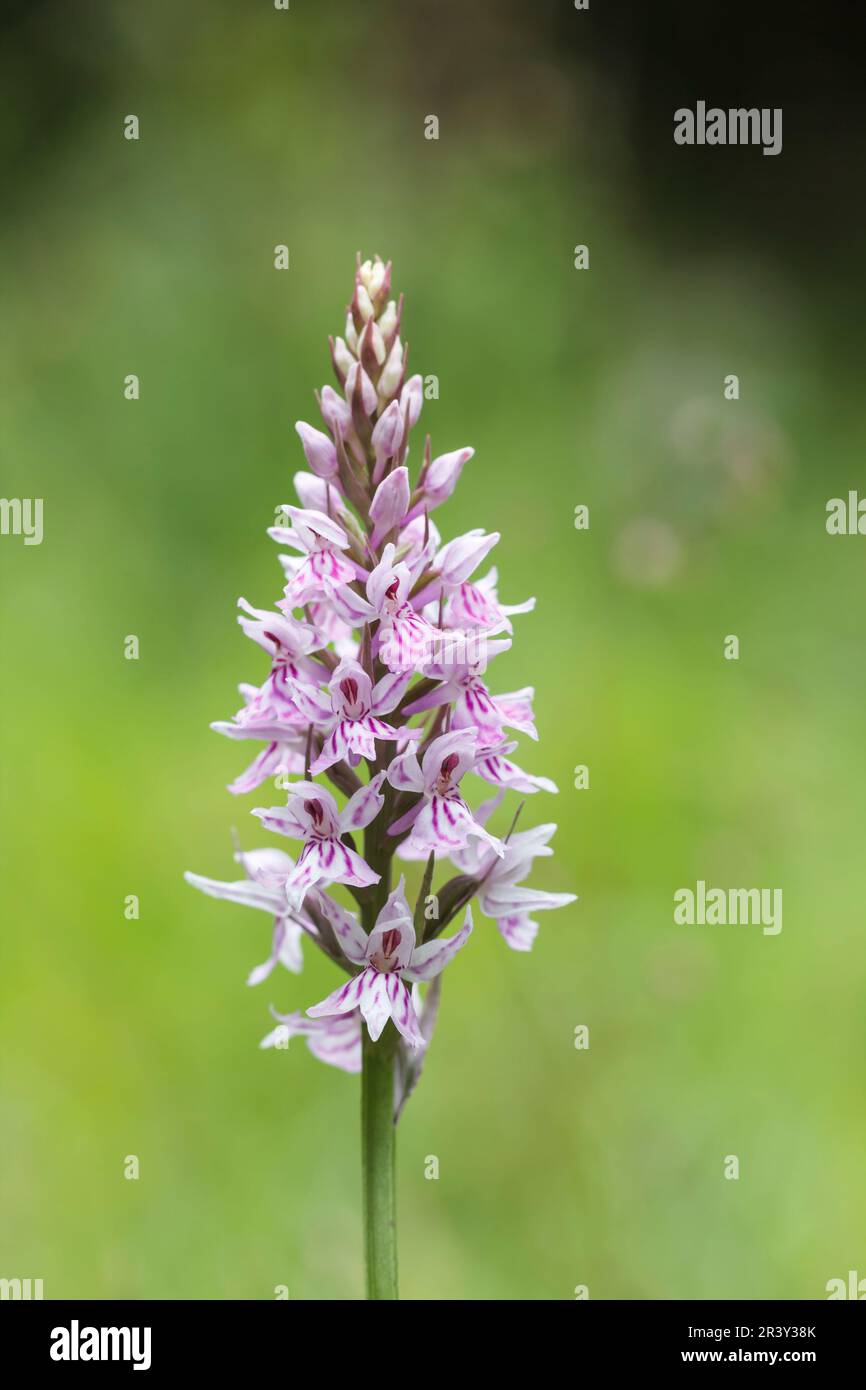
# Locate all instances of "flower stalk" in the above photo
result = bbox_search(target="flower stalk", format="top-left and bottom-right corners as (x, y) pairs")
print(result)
(361, 1025), (398, 1300)
(360, 816), (397, 1298)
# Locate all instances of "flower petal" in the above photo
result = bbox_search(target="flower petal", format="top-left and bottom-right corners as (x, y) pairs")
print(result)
(358, 969), (392, 1041)
(406, 907), (473, 982)
(184, 870), (283, 915)
(384, 974), (425, 1047)
(371, 669), (413, 715)
(307, 970), (368, 1019)
(482, 883), (577, 917)
(251, 802), (309, 839)
(317, 895), (369, 965)
(261, 1009), (362, 1073)
(495, 912), (540, 952)
(247, 919), (298, 986)
(386, 748), (424, 792)
(339, 770), (386, 831)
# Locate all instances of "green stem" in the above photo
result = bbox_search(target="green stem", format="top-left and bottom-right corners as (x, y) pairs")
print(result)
(361, 1024), (398, 1299)
(360, 819), (398, 1299)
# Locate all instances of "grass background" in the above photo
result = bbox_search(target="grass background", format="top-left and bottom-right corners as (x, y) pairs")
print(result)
(1, 0), (864, 1298)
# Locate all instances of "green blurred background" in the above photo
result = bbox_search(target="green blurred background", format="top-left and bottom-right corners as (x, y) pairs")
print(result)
(2, 0), (865, 1299)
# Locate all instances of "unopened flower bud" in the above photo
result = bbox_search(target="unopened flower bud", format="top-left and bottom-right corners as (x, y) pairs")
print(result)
(377, 337), (404, 401)
(359, 257), (386, 299)
(332, 336), (354, 380)
(371, 400), (405, 471)
(378, 299), (398, 341)
(296, 421), (339, 479)
(293, 471), (342, 513)
(370, 466), (410, 546)
(423, 447), (473, 507)
(399, 373), (423, 430)
(345, 361), (378, 416)
(359, 317), (386, 367)
(372, 325), (386, 366)
(319, 385), (352, 437)
(355, 284), (375, 323)
(435, 529), (500, 585)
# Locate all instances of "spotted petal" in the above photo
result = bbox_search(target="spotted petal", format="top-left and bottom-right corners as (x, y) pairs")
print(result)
(406, 907), (474, 982)
(184, 870), (283, 916)
(384, 973), (425, 1047)
(317, 895), (368, 965)
(263, 1009), (362, 1073)
(412, 793), (505, 858)
(247, 919), (305, 984)
(358, 969), (393, 1041)
(339, 770), (386, 831)
(307, 970), (369, 1020)
(285, 838), (380, 908)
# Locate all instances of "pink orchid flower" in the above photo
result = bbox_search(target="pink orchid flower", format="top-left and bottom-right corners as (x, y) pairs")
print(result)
(474, 739), (558, 795)
(433, 528), (500, 587)
(452, 682), (537, 744)
(231, 598), (322, 722)
(211, 680), (307, 795)
(307, 880), (472, 1047)
(207, 602), (320, 792)
(442, 565), (536, 634)
(269, 506), (358, 606)
(290, 658), (418, 773)
(386, 728), (505, 857)
(279, 590), (358, 660)
(451, 809), (576, 951)
(260, 1007), (362, 1073)
(185, 847), (316, 984)
(252, 774), (386, 907)
(410, 528), (501, 610)
(336, 542), (441, 673)
(226, 740), (307, 796)
(404, 446), (474, 524)
(403, 656), (538, 747)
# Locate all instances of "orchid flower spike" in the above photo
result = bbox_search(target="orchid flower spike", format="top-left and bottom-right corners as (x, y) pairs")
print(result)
(185, 253), (576, 1300)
